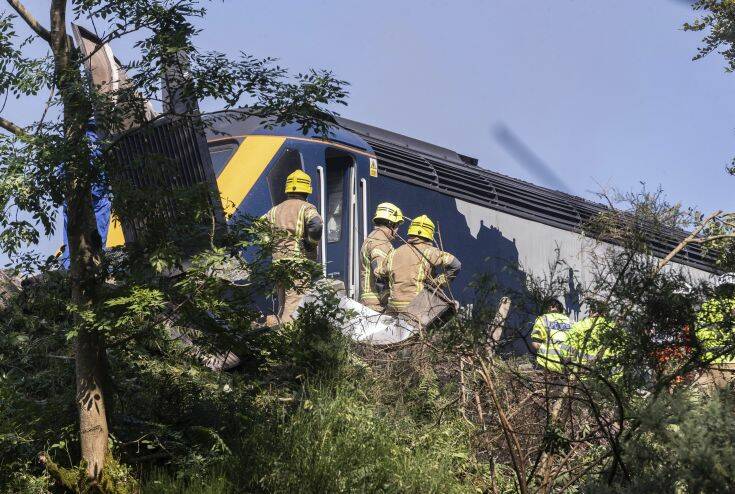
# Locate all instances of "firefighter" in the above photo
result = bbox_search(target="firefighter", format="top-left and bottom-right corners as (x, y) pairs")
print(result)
(695, 273), (735, 389)
(263, 169), (323, 324)
(360, 202), (404, 312)
(530, 298), (573, 374)
(378, 214), (461, 317)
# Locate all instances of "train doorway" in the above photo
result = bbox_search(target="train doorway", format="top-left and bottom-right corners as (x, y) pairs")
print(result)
(318, 148), (358, 297)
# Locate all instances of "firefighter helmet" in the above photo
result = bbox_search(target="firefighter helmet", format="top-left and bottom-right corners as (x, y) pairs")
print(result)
(373, 202), (404, 225)
(408, 214), (435, 241)
(284, 169), (312, 195)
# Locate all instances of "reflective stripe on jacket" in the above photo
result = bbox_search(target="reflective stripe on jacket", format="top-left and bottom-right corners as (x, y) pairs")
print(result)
(360, 225), (394, 307)
(378, 237), (460, 312)
(531, 312), (572, 373)
(263, 198), (322, 262)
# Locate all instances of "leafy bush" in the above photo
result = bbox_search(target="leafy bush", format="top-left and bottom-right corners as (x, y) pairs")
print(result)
(141, 468), (233, 494)
(247, 384), (486, 494)
(583, 389), (735, 493)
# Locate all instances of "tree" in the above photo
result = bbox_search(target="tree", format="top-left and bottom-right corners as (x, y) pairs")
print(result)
(0, 0), (346, 483)
(679, 1), (735, 269)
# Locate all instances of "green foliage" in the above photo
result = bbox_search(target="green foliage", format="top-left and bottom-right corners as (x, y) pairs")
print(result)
(277, 284), (351, 379)
(685, 1), (735, 72)
(251, 384), (484, 494)
(0, 258), (491, 493)
(141, 468), (233, 494)
(0, 273), (77, 489)
(0, 0), (348, 271)
(584, 389), (735, 493)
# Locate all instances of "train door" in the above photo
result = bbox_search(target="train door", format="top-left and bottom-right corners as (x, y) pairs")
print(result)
(318, 148), (359, 297)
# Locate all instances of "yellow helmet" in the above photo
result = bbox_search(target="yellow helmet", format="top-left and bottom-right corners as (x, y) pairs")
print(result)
(373, 202), (404, 225)
(407, 214), (435, 241)
(284, 169), (312, 195)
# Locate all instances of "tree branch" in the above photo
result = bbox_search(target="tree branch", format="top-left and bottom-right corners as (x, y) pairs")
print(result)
(654, 209), (723, 274)
(6, 0), (51, 43)
(0, 115), (26, 136)
(688, 233), (735, 244)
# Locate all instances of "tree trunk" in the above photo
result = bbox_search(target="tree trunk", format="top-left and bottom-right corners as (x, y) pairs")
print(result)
(67, 180), (109, 480)
(50, 0), (110, 480)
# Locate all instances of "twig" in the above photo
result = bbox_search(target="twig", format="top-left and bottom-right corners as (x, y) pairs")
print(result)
(558, 452), (612, 493)
(459, 357), (468, 418)
(435, 396), (460, 426)
(477, 357), (529, 494)
(473, 391), (486, 428)
(36, 84), (56, 134)
(435, 221), (456, 301)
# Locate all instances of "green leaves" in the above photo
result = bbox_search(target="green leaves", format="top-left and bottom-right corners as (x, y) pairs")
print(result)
(0, 13), (52, 99)
(685, 1), (735, 71)
(0, 0), (349, 273)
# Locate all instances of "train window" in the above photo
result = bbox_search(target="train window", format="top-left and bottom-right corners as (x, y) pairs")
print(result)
(326, 166), (344, 243)
(267, 148), (303, 205)
(208, 141), (239, 178)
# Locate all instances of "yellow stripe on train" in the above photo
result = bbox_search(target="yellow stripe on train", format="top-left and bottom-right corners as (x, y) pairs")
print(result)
(217, 135), (285, 217)
(106, 214), (125, 248)
(104, 135), (285, 246)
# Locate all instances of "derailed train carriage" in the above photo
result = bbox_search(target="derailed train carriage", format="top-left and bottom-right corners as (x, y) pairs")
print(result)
(107, 114), (716, 306)
(75, 25), (716, 347)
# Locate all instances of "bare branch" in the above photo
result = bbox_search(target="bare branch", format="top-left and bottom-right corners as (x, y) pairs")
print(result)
(6, 0), (51, 43)
(654, 209), (723, 274)
(688, 233), (735, 245)
(0, 115), (26, 136)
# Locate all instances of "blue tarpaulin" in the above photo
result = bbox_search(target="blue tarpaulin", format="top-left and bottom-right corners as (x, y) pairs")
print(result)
(60, 128), (112, 267)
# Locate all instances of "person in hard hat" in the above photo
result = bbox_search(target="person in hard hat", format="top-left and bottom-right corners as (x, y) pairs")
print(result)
(359, 203), (404, 312)
(377, 214), (461, 316)
(262, 169), (323, 324)
(694, 273), (735, 390)
(530, 298), (573, 374)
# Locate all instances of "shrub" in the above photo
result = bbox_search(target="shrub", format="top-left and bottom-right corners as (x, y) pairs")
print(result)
(249, 384), (486, 494)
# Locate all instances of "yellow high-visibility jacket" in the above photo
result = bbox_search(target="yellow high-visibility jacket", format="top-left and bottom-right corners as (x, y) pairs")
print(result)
(696, 298), (735, 365)
(568, 316), (622, 380)
(531, 312), (573, 374)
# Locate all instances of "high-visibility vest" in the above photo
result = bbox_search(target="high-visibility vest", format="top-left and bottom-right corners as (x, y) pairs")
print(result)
(531, 312), (573, 373)
(569, 317), (611, 363)
(696, 298), (735, 365)
(568, 316), (623, 379)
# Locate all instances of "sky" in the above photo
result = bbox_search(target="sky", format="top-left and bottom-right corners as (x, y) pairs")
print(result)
(2, 0), (734, 261)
